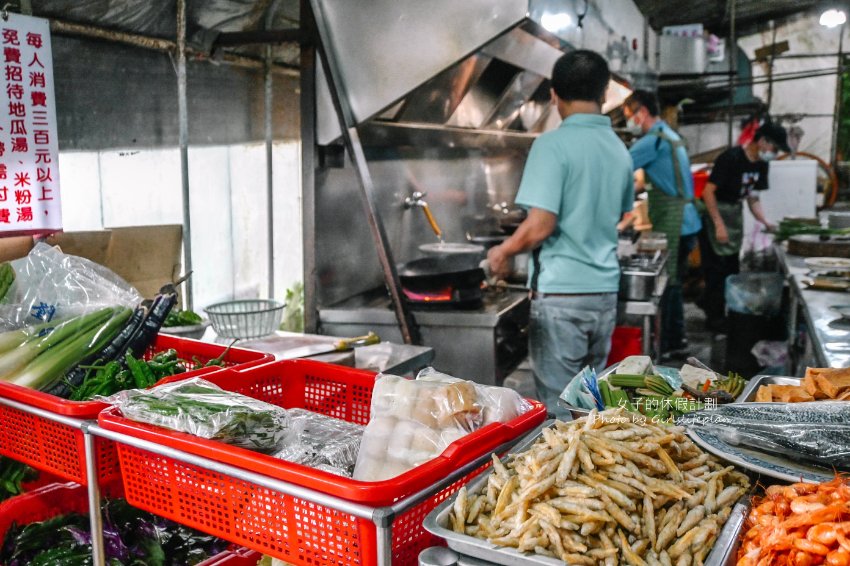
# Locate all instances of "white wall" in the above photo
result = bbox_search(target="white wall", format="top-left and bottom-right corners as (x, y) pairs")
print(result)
(57, 142), (303, 311)
(548, 0), (657, 71)
(679, 122), (741, 160)
(737, 15), (845, 161)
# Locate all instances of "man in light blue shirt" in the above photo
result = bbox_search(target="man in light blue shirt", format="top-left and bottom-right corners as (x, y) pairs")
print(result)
(624, 90), (701, 359)
(488, 50), (633, 414)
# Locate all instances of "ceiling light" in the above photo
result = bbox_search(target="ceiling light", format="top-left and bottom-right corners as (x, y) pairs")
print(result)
(541, 12), (573, 33)
(820, 8), (847, 28)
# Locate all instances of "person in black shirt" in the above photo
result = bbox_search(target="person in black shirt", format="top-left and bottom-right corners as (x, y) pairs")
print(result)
(698, 123), (789, 333)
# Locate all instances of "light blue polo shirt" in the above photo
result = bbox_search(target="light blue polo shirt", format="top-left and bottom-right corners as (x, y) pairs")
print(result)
(515, 113), (634, 294)
(630, 121), (702, 236)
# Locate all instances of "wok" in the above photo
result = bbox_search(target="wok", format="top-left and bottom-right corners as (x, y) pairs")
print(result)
(397, 255), (485, 291)
(499, 208), (527, 235)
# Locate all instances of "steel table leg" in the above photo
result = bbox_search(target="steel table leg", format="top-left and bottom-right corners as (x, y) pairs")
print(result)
(643, 314), (651, 355)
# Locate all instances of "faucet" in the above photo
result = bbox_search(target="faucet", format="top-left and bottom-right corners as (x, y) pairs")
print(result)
(404, 191), (443, 241)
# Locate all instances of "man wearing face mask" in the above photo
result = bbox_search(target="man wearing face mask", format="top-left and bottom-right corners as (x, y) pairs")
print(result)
(698, 122), (789, 333)
(623, 90), (701, 360)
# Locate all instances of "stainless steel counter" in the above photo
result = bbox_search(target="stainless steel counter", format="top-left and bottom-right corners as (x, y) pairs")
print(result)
(201, 328), (435, 376)
(320, 288), (529, 327)
(320, 288), (529, 385)
(775, 244), (850, 369)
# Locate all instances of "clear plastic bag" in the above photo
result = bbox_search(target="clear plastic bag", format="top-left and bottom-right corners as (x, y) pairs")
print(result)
(416, 367), (532, 426)
(679, 402), (850, 469)
(750, 340), (788, 369)
(0, 243), (141, 330)
(725, 272), (784, 316)
(559, 366), (601, 410)
(353, 369), (531, 482)
(103, 377), (290, 453)
(272, 408), (364, 477)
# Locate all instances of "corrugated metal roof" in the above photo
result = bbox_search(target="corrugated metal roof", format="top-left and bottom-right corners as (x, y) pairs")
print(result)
(27, 0), (300, 64)
(633, 0), (819, 33)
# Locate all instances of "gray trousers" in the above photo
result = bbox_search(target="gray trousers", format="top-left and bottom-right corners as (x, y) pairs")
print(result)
(529, 293), (617, 418)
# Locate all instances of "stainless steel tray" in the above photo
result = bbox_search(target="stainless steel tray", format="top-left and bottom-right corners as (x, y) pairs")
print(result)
(736, 375), (803, 402)
(423, 423), (752, 566)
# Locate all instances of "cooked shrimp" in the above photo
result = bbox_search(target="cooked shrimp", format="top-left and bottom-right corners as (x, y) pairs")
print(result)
(791, 498), (828, 515)
(791, 550), (817, 566)
(738, 477), (850, 566)
(808, 523), (850, 546)
(826, 548), (850, 566)
(794, 538), (831, 556)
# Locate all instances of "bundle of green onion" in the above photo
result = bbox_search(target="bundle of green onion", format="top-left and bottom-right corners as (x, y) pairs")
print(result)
(775, 218), (850, 242)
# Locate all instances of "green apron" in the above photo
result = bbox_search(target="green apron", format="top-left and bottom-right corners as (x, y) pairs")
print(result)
(644, 130), (691, 283)
(703, 200), (744, 257)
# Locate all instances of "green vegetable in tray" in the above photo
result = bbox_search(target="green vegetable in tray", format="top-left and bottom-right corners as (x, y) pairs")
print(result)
(0, 457), (37, 502)
(69, 351), (188, 402)
(774, 218), (850, 242)
(0, 497), (227, 565)
(114, 378), (290, 453)
(163, 308), (203, 328)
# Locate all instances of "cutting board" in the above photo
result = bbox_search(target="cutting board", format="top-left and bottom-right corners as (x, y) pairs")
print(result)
(788, 235), (850, 258)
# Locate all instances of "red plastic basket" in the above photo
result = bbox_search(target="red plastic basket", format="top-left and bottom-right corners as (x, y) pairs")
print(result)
(0, 334), (273, 485)
(0, 481), (247, 566)
(199, 548), (263, 566)
(99, 359), (546, 566)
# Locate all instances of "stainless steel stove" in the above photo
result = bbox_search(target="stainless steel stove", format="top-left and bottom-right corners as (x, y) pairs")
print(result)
(319, 288), (529, 385)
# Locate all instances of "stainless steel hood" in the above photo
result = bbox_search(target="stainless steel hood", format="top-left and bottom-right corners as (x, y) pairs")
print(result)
(313, 0), (635, 146)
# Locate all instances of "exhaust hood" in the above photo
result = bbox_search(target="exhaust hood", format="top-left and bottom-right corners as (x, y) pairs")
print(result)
(313, 0), (642, 146)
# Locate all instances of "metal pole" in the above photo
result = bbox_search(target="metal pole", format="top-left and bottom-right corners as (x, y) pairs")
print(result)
(831, 25), (845, 168)
(177, 0), (193, 310)
(375, 524), (394, 565)
(300, 0), (318, 333)
(83, 432), (105, 566)
(727, 0), (737, 148)
(308, 0), (421, 344)
(265, 45), (275, 299)
(766, 20), (776, 108)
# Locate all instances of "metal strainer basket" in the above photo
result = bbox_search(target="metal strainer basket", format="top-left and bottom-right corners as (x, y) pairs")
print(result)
(204, 299), (285, 339)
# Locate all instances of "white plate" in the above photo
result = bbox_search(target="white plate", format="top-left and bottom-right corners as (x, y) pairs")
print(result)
(804, 257), (850, 269)
(687, 428), (833, 484)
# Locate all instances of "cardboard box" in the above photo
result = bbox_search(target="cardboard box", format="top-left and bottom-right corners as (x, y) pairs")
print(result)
(0, 225), (182, 299)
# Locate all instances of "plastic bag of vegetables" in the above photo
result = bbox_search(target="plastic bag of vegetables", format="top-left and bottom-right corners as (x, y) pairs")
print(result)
(103, 377), (291, 453)
(0, 242), (141, 331)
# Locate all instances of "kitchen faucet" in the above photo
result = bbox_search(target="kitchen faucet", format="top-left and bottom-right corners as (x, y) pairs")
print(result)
(404, 191), (443, 241)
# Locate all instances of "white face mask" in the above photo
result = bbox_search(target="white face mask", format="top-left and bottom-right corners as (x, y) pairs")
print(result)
(758, 150), (777, 162)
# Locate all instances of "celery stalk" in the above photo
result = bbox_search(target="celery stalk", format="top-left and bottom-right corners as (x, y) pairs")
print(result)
(11, 307), (131, 391)
(0, 319), (56, 355)
(0, 307), (114, 382)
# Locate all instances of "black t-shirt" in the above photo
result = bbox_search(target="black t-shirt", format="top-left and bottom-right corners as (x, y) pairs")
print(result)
(707, 146), (769, 203)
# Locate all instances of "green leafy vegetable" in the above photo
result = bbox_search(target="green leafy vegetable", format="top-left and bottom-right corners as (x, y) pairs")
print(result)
(163, 309), (203, 328)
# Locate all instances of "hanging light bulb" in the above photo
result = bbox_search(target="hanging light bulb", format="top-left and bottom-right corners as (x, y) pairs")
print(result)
(540, 12), (573, 34)
(820, 8), (847, 28)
